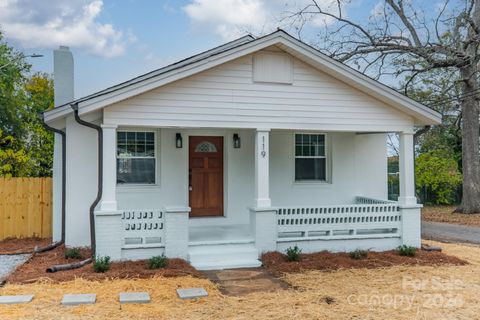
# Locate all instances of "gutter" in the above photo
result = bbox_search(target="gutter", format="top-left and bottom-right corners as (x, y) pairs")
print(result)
(39, 113), (65, 250)
(71, 103), (102, 256)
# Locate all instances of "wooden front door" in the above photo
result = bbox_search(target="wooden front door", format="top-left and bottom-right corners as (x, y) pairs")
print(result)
(189, 136), (224, 217)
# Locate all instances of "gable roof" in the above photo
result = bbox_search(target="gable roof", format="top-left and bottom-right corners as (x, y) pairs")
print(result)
(44, 30), (441, 126)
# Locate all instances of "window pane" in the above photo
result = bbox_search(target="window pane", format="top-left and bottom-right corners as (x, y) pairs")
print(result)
(127, 132), (135, 142)
(145, 143), (155, 157)
(295, 158), (326, 181)
(117, 132), (126, 143)
(117, 158), (155, 184)
(136, 132), (145, 142)
(146, 132), (154, 143)
(117, 143), (127, 156)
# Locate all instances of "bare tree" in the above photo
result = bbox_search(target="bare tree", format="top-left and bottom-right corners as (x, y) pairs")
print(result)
(287, 0), (480, 213)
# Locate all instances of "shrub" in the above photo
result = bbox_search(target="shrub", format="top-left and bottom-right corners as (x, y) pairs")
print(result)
(415, 150), (462, 205)
(93, 256), (111, 273)
(148, 255), (168, 269)
(64, 247), (82, 259)
(349, 249), (368, 260)
(397, 245), (417, 257)
(286, 245), (302, 262)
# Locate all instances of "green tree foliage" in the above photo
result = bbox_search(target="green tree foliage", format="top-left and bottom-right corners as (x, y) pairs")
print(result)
(415, 150), (462, 205)
(22, 74), (54, 177)
(0, 130), (28, 177)
(0, 32), (54, 177)
(0, 32), (30, 139)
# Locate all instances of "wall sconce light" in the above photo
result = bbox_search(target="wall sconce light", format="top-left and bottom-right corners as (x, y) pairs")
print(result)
(176, 133), (183, 148)
(233, 133), (241, 148)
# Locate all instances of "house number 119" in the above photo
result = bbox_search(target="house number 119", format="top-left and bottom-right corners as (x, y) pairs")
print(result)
(261, 136), (266, 158)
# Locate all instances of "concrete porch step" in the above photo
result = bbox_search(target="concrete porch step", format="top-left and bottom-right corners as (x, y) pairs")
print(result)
(188, 243), (261, 270)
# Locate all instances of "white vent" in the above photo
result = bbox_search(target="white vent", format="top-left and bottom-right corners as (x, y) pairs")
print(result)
(253, 52), (293, 84)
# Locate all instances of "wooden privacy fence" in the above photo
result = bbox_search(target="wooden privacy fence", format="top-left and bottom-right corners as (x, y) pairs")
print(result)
(0, 177), (52, 240)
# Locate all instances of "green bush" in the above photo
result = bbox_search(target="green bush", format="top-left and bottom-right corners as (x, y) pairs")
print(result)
(286, 245), (302, 262)
(397, 245), (417, 257)
(415, 150), (462, 205)
(93, 256), (111, 273)
(349, 249), (368, 260)
(64, 247), (82, 259)
(148, 255), (168, 269)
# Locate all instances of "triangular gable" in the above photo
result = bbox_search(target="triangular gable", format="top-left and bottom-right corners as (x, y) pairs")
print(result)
(44, 30), (441, 125)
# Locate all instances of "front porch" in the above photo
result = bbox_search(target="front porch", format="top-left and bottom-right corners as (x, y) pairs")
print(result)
(93, 127), (421, 270)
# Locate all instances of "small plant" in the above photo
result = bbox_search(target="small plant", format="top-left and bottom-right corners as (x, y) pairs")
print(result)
(286, 245), (302, 262)
(64, 247), (82, 259)
(397, 245), (417, 257)
(93, 256), (111, 273)
(349, 249), (368, 260)
(148, 255), (168, 269)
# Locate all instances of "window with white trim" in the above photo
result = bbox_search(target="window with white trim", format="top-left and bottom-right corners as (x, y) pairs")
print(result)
(117, 131), (155, 184)
(295, 133), (327, 181)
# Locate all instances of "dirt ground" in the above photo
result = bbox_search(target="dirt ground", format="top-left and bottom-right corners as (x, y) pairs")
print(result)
(1, 240), (479, 319)
(422, 205), (480, 226)
(0, 238), (52, 255)
(262, 248), (467, 276)
(7, 245), (202, 284)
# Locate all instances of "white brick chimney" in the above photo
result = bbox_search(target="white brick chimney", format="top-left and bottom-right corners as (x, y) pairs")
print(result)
(52, 46), (74, 242)
(53, 46), (74, 106)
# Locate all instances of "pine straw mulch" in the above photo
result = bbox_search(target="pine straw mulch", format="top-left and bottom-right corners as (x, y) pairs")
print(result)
(261, 248), (467, 276)
(6, 245), (202, 284)
(422, 205), (480, 226)
(0, 237), (52, 255)
(0, 241), (479, 320)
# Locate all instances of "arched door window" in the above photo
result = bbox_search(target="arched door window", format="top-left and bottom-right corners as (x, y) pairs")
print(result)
(194, 141), (217, 152)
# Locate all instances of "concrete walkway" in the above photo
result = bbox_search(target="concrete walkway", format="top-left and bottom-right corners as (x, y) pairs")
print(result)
(0, 254), (30, 283)
(422, 221), (480, 244)
(203, 268), (288, 296)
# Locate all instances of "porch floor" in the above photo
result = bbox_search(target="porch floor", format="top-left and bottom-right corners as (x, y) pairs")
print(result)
(188, 224), (253, 245)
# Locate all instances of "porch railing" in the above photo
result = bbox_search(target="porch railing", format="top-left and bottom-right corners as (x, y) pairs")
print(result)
(121, 210), (165, 247)
(276, 196), (401, 241)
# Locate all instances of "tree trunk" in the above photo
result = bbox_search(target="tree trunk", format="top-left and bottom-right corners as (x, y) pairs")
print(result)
(457, 66), (480, 213)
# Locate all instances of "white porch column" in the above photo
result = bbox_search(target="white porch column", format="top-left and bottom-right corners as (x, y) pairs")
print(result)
(254, 129), (271, 207)
(100, 124), (118, 211)
(398, 131), (417, 205)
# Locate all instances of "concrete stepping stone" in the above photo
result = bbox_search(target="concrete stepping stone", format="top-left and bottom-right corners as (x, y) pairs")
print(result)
(119, 292), (150, 304)
(0, 294), (34, 304)
(61, 294), (96, 306)
(176, 288), (208, 300)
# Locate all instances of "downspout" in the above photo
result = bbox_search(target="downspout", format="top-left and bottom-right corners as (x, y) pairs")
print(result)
(71, 103), (102, 256)
(34, 113), (66, 252)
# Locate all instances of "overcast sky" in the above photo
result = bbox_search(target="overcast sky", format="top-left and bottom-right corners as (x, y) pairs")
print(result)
(1, 0), (378, 98)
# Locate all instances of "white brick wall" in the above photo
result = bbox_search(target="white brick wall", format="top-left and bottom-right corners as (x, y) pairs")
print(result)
(95, 210), (122, 260)
(164, 207), (190, 259)
(249, 207), (277, 254)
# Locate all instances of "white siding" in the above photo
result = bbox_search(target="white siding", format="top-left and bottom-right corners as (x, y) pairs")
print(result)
(105, 47), (413, 132)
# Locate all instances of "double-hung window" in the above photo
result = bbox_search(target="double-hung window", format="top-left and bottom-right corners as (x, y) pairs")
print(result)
(117, 131), (156, 184)
(295, 133), (327, 181)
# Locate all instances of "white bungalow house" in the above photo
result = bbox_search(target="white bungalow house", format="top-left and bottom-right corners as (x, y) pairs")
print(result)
(43, 30), (441, 270)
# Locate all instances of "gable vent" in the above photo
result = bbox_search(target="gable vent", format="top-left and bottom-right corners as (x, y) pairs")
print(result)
(253, 52), (293, 84)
